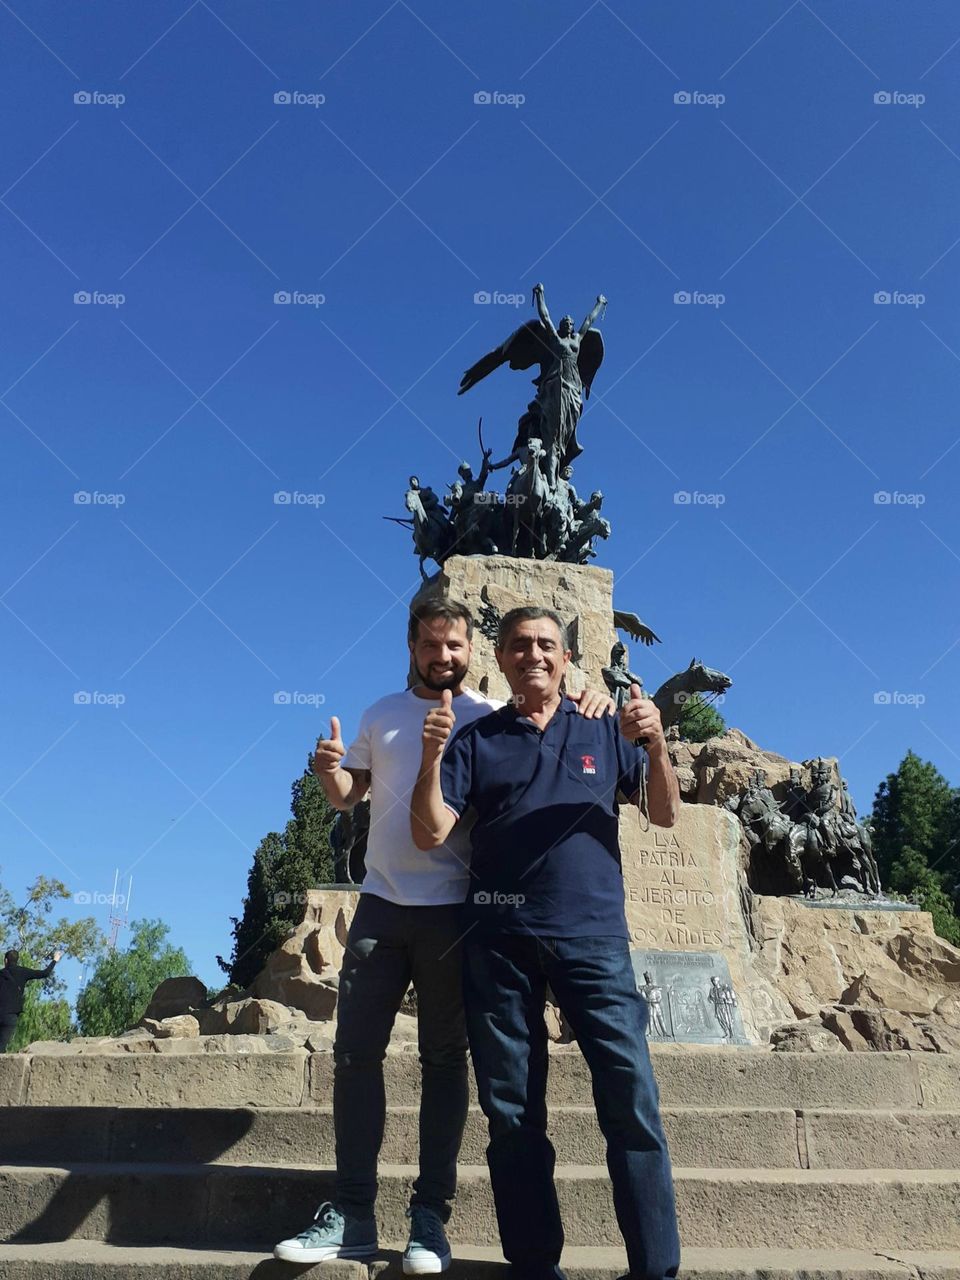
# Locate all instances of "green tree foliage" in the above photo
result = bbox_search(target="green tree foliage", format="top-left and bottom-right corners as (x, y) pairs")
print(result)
(677, 693), (726, 743)
(219, 757), (339, 988)
(75, 918), (191, 1037)
(0, 871), (105, 1048)
(12, 985), (75, 1050)
(870, 751), (960, 946)
(0, 873), (104, 967)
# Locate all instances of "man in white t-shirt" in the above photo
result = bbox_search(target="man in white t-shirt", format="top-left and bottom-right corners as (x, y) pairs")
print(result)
(274, 597), (613, 1274)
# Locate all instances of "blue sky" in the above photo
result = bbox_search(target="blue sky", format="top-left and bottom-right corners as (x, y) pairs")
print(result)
(2, 1), (959, 990)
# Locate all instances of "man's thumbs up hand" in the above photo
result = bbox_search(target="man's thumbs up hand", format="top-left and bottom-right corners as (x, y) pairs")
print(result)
(422, 688), (456, 760)
(620, 682), (663, 748)
(312, 716), (346, 777)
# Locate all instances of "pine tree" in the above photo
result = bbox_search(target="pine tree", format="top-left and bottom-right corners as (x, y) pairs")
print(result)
(219, 756), (339, 988)
(870, 750), (960, 945)
(677, 692), (726, 743)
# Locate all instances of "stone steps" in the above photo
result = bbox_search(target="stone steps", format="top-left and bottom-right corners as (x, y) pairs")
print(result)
(2, 1163), (959, 1251)
(0, 1242), (959, 1280)
(5, 1047), (959, 1111)
(5, 1103), (960, 1170)
(4, 1050), (960, 1268)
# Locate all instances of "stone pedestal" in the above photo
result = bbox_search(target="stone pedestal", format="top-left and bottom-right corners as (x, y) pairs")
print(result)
(620, 804), (793, 1042)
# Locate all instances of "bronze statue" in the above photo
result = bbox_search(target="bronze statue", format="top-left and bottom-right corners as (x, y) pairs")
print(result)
(650, 659), (731, 731)
(602, 641), (644, 712)
(459, 283), (606, 492)
(393, 284), (613, 567)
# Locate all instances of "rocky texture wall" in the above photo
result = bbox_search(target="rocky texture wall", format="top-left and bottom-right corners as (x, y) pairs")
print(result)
(751, 896), (960, 1052)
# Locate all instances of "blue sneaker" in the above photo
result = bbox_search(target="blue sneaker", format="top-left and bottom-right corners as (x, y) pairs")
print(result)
(403, 1203), (451, 1274)
(274, 1200), (378, 1263)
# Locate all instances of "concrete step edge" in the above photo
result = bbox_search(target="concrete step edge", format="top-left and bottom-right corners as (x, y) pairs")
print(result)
(0, 1240), (959, 1276)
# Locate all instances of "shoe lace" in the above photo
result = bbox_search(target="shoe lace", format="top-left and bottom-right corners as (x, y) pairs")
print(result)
(300, 1200), (342, 1244)
(407, 1204), (445, 1251)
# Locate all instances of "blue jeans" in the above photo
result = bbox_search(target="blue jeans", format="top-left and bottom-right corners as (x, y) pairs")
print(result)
(333, 893), (469, 1221)
(462, 934), (681, 1280)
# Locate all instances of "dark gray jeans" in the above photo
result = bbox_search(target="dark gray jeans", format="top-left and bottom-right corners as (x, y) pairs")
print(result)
(333, 892), (469, 1222)
(0, 1016), (18, 1053)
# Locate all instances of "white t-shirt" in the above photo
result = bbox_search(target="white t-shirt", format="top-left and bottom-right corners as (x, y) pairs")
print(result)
(342, 686), (503, 906)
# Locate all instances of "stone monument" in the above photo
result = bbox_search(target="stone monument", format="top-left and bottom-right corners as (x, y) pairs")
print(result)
(125, 283), (958, 1059)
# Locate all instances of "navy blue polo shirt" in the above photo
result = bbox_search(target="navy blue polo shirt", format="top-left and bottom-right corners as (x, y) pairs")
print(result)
(439, 696), (647, 937)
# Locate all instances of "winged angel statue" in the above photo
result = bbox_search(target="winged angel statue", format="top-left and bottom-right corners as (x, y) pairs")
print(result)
(459, 283), (606, 492)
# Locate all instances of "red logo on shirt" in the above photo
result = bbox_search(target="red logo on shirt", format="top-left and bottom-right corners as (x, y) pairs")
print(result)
(581, 754), (596, 775)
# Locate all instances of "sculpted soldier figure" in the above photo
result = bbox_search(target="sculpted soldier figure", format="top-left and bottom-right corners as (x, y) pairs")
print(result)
(709, 976), (734, 1039)
(835, 778), (882, 895)
(783, 761), (839, 898)
(602, 641), (644, 712)
(639, 971), (668, 1038)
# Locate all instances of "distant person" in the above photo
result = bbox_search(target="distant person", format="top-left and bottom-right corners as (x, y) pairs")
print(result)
(0, 949), (61, 1052)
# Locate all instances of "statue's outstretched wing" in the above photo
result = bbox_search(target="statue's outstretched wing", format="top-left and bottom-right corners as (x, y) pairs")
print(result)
(613, 609), (661, 646)
(458, 320), (551, 396)
(578, 329), (604, 398)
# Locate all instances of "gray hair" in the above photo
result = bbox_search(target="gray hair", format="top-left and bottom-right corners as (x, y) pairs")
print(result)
(496, 606), (569, 650)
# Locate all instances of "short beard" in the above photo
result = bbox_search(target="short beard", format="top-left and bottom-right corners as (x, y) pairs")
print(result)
(414, 659), (468, 692)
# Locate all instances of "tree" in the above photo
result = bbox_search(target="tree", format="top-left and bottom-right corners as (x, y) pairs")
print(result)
(677, 693), (726, 743)
(870, 751), (960, 945)
(0, 873), (104, 968)
(219, 756), (339, 988)
(14, 987), (75, 1049)
(75, 918), (192, 1037)
(0, 871), (105, 1049)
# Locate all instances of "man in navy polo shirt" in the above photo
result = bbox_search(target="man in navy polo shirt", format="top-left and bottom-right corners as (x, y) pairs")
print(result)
(411, 606), (681, 1280)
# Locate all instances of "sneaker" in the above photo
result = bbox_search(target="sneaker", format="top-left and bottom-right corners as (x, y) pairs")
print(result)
(274, 1200), (378, 1263)
(402, 1204), (451, 1274)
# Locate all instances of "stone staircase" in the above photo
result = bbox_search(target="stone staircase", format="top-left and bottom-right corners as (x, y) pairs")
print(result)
(1, 1046), (960, 1277)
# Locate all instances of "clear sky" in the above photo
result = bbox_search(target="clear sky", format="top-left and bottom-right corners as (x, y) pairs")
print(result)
(2, 1), (959, 991)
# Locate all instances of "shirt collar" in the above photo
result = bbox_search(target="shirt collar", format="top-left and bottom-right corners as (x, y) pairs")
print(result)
(500, 693), (578, 721)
